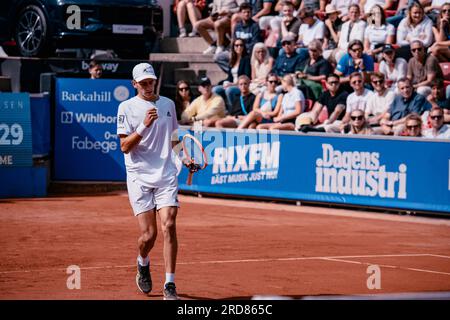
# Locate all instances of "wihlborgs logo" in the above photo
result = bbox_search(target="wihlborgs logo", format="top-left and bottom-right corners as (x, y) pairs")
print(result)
(61, 111), (73, 124)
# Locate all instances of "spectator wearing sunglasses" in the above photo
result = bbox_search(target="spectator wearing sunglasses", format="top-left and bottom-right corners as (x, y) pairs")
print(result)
(407, 39), (444, 98)
(335, 40), (374, 86)
(403, 113), (423, 137)
(380, 78), (432, 135)
(271, 34), (303, 78)
(366, 72), (395, 127)
(347, 109), (373, 135)
(378, 44), (408, 91)
(423, 107), (450, 138)
(175, 80), (194, 121)
(427, 79), (450, 122)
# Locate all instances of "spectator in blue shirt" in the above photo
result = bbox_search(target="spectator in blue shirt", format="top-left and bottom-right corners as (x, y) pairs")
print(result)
(271, 34), (303, 78)
(335, 39), (374, 85)
(380, 78), (431, 135)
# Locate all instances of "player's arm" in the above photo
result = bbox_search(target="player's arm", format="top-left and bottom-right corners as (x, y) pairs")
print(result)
(119, 108), (158, 154)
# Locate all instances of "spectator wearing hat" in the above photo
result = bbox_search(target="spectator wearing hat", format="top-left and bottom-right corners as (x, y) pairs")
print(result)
(407, 39), (444, 97)
(378, 44), (408, 91)
(423, 106), (450, 138)
(333, 4), (367, 64)
(180, 77), (226, 126)
(396, 1), (434, 61)
(271, 34), (303, 78)
(363, 4), (396, 61)
(329, 0), (359, 22)
(323, 4), (343, 57)
(380, 78), (432, 135)
(335, 39), (374, 86)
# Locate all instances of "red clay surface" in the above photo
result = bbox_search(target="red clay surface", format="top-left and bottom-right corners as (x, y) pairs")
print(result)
(0, 192), (449, 300)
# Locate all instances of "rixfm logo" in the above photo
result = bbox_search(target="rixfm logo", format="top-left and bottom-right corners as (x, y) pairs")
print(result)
(61, 111), (73, 124)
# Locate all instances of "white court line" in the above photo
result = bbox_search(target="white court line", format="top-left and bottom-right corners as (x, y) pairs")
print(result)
(322, 257), (450, 276)
(427, 254), (450, 259)
(0, 253), (447, 275)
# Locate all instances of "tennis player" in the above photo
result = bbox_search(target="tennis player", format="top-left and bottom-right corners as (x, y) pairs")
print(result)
(117, 62), (180, 300)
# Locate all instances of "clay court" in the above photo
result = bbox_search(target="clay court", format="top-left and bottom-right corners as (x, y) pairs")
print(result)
(1, 192), (449, 300)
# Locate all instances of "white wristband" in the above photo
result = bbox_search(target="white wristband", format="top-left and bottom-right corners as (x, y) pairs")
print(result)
(136, 122), (148, 137)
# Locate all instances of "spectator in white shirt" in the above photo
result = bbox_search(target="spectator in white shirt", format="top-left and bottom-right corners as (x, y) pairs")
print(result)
(366, 72), (396, 127)
(329, 0), (359, 22)
(423, 107), (450, 138)
(364, 5), (396, 60)
(378, 44), (408, 92)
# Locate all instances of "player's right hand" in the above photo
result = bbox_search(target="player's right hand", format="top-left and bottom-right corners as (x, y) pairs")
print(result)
(144, 108), (158, 127)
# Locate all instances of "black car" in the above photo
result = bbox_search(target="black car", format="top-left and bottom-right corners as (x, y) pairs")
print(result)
(0, 0), (163, 58)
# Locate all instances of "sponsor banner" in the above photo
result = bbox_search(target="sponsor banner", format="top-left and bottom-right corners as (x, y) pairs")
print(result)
(54, 78), (133, 180)
(0, 93), (32, 167)
(178, 129), (450, 213)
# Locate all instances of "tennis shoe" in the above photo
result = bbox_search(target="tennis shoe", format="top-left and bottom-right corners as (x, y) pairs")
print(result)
(163, 282), (180, 300)
(136, 263), (152, 294)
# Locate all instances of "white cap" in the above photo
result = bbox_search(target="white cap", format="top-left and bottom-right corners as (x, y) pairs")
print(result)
(132, 63), (157, 82)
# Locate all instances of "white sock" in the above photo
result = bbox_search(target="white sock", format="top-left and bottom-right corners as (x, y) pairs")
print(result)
(165, 273), (175, 285)
(137, 255), (149, 266)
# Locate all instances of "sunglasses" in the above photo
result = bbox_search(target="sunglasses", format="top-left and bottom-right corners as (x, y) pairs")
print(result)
(430, 115), (443, 120)
(268, 80), (278, 84)
(282, 41), (292, 46)
(372, 80), (384, 85)
(178, 87), (189, 91)
(351, 80), (363, 85)
(406, 124), (420, 129)
(351, 115), (364, 121)
(234, 43), (244, 47)
(351, 47), (362, 52)
(327, 81), (339, 85)
(411, 48), (423, 52)
(308, 48), (318, 52)
(442, 9), (450, 13)
(384, 50), (394, 55)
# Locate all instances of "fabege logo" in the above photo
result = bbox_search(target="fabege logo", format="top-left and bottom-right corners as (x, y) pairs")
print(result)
(114, 86), (129, 102)
(61, 111), (73, 124)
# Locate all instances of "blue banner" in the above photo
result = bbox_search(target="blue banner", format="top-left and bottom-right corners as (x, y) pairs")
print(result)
(0, 93), (32, 167)
(177, 129), (450, 213)
(54, 78), (134, 180)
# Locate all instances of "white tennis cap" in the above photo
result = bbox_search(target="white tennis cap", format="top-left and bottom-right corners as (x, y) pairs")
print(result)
(132, 63), (157, 82)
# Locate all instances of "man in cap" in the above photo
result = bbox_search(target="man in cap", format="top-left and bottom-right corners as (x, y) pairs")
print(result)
(272, 34), (303, 78)
(117, 62), (181, 300)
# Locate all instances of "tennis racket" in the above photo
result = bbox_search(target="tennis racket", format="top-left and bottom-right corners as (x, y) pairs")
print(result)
(181, 134), (208, 185)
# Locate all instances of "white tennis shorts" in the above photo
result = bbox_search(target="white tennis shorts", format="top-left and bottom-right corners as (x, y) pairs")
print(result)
(127, 176), (179, 216)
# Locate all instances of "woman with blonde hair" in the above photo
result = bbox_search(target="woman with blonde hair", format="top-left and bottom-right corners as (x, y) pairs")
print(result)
(249, 43), (274, 95)
(347, 109), (373, 135)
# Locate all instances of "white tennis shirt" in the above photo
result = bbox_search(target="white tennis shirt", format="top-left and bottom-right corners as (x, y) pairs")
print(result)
(117, 95), (179, 188)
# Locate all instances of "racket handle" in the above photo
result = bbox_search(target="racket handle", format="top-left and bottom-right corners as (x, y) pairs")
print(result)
(187, 172), (193, 185)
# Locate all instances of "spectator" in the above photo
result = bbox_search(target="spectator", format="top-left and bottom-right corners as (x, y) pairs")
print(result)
(215, 3), (263, 74)
(427, 79), (450, 122)
(295, 39), (332, 100)
(213, 38), (251, 111)
(403, 113), (424, 137)
(380, 78), (432, 135)
(430, 2), (450, 62)
(424, 0), (448, 23)
(336, 72), (373, 132)
(238, 73), (282, 129)
(347, 109), (373, 135)
(407, 39), (444, 97)
(378, 44), (408, 91)
(299, 0), (325, 12)
(322, 4), (344, 57)
(249, 43), (275, 95)
(329, 0), (360, 22)
(271, 34), (303, 78)
(423, 106), (450, 138)
(387, 0), (416, 28)
(175, 80), (194, 121)
(335, 39), (374, 85)
(215, 75), (256, 128)
(396, 1), (434, 60)
(294, 8), (326, 63)
(363, 5), (396, 60)
(359, 0), (395, 17)
(333, 4), (367, 64)
(256, 74), (305, 130)
(180, 76), (226, 126)
(88, 60), (102, 79)
(366, 72), (396, 127)
(196, 0), (245, 55)
(174, 0), (206, 38)
(252, 0), (278, 31)
(297, 73), (348, 133)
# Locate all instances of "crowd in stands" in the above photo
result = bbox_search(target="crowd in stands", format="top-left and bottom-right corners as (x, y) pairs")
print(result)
(173, 0), (450, 139)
